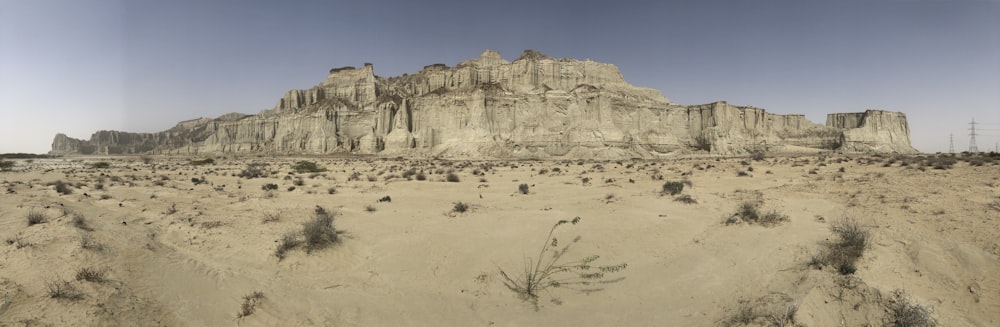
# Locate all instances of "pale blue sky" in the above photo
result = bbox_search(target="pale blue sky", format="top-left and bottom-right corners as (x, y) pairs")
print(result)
(2, 0), (998, 153)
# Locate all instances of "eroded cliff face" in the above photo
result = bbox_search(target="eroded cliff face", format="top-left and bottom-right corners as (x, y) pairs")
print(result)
(50, 50), (917, 157)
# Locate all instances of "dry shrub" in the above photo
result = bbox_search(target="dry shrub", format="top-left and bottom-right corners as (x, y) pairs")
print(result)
(237, 291), (265, 318)
(886, 289), (937, 327)
(302, 206), (338, 253)
(27, 210), (48, 226)
(75, 267), (108, 283)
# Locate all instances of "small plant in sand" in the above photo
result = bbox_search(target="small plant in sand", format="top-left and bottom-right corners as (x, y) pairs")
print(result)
(886, 289), (937, 327)
(189, 158), (214, 166)
(446, 173), (461, 182)
(674, 194), (698, 204)
(274, 232), (301, 260)
(45, 277), (84, 301)
(498, 217), (627, 309)
(71, 213), (93, 231)
(53, 180), (73, 195)
(518, 183), (530, 194)
(237, 291), (265, 318)
(292, 160), (325, 173)
(452, 201), (469, 213)
(88, 161), (111, 169)
(302, 206), (339, 253)
(75, 266), (109, 283)
(239, 163), (269, 179)
(80, 234), (106, 251)
(811, 216), (872, 275)
(27, 210), (48, 226)
(365, 205), (377, 212)
(661, 181), (684, 195)
(261, 183), (278, 191)
(725, 201), (789, 227)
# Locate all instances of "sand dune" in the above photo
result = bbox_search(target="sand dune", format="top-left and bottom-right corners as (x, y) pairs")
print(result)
(1, 154), (998, 326)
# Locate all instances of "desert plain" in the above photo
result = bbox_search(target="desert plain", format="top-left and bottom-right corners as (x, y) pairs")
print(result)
(1, 153), (998, 326)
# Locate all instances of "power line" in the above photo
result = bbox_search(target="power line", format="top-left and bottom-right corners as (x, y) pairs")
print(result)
(949, 133), (955, 153)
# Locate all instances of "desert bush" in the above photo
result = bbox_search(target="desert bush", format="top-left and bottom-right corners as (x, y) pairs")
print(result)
(498, 217), (627, 309)
(261, 183), (278, 191)
(749, 150), (766, 161)
(7, 235), (31, 249)
(54, 180), (73, 195)
(45, 278), (83, 301)
(365, 205), (377, 212)
(446, 173), (460, 182)
(453, 202), (469, 213)
(88, 161), (111, 169)
(80, 234), (106, 251)
(674, 194), (698, 204)
(293, 161), (325, 173)
(99, 194), (112, 200)
(302, 206), (338, 253)
(886, 289), (937, 327)
(72, 213), (92, 231)
(518, 183), (530, 194)
(274, 232), (300, 260)
(327, 187), (337, 194)
(826, 217), (871, 269)
(237, 291), (265, 318)
(27, 210), (48, 226)
(239, 163), (269, 179)
(661, 181), (684, 195)
(727, 201), (789, 227)
(0, 160), (14, 171)
(377, 195), (392, 202)
(75, 267), (108, 283)
(415, 172), (427, 181)
(189, 158), (214, 166)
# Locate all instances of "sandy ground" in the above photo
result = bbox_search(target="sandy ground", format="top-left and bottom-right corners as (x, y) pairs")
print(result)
(1, 154), (998, 326)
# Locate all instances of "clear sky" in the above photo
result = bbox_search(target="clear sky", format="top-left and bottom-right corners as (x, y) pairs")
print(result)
(2, 0), (998, 154)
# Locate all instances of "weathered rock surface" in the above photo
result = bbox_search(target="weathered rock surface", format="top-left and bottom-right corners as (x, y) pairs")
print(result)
(50, 50), (917, 157)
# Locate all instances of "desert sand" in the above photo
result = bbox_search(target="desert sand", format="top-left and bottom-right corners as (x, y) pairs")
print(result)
(1, 154), (998, 326)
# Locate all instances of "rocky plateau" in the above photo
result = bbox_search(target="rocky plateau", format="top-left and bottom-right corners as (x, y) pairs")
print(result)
(50, 50), (917, 158)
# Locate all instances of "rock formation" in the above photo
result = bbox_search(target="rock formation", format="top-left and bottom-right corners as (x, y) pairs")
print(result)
(50, 50), (917, 157)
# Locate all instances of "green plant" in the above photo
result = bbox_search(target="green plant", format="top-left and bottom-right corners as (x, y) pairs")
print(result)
(27, 210), (48, 226)
(237, 291), (265, 318)
(497, 217), (627, 309)
(518, 183), (530, 194)
(661, 181), (684, 195)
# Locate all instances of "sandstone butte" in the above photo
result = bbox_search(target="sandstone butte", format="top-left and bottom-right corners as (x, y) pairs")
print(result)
(50, 50), (917, 158)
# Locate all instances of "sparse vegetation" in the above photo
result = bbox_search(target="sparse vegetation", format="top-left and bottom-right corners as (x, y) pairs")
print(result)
(661, 181), (684, 195)
(674, 194), (698, 204)
(237, 291), (265, 318)
(518, 183), (530, 194)
(75, 267), (108, 283)
(27, 210), (48, 226)
(726, 201), (789, 226)
(261, 183), (278, 191)
(189, 158), (215, 166)
(446, 173), (461, 182)
(80, 234), (106, 251)
(365, 205), (377, 212)
(302, 206), (338, 253)
(45, 277), (83, 301)
(54, 180), (73, 195)
(239, 163), (269, 179)
(88, 161), (111, 169)
(72, 213), (93, 231)
(262, 213), (280, 223)
(886, 289), (937, 327)
(453, 201), (469, 213)
(811, 216), (872, 275)
(292, 160), (325, 173)
(497, 217), (627, 309)
(274, 232), (301, 260)
(0, 160), (14, 171)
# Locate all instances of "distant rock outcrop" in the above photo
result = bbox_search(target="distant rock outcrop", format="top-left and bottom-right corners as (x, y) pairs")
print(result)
(50, 50), (917, 157)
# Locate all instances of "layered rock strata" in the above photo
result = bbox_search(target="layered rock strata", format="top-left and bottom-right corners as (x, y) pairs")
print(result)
(50, 50), (917, 157)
